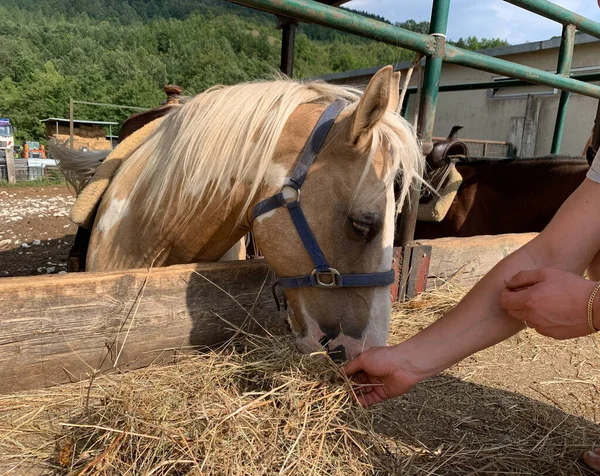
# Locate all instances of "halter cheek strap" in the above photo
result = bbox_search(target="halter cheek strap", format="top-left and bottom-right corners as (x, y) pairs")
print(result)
(251, 100), (396, 290)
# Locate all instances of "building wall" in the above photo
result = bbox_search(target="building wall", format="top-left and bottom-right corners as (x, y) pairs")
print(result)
(329, 40), (600, 157)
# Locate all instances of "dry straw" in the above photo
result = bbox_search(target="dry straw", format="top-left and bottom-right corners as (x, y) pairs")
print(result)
(0, 283), (599, 475)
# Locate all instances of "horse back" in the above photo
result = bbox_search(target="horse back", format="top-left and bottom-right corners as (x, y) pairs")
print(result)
(414, 157), (589, 239)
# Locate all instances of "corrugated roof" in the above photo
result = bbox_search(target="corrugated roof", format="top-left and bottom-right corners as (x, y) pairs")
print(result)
(40, 117), (119, 126)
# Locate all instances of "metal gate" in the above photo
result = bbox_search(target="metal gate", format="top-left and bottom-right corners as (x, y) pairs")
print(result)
(228, 0), (600, 298)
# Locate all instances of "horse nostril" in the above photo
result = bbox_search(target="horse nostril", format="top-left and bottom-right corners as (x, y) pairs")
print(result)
(327, 344), (346, 364)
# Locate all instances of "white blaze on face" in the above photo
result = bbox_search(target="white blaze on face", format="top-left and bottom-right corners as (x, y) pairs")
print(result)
(293, 184), (396, 361)
(97, 197), (130, 234)
(294, 299), (326, 355)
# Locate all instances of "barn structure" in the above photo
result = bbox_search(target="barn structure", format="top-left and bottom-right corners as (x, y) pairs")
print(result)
(41, 117), (117, 151)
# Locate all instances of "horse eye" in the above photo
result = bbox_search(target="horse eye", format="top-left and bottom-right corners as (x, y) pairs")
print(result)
(351, 220), (371, 238)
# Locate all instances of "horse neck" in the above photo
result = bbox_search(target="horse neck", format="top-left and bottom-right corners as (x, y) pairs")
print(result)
(159, 184), (253, 266)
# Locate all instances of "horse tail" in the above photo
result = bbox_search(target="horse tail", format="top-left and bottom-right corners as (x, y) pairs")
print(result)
(47, 140), (111, 196)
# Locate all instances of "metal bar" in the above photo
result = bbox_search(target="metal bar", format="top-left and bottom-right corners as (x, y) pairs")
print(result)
(433, 137), (512, 145)
(69, 98), (74, 149)
(398, 0), (450, 249)
(72, 100), (147, 111)
(551, 24), (576, 154)
(504, 0), (600, 38)
(403, 72), (600, 94)
(229, 0), (435, 55)
(443, 44), (600, 99)
(280, 21), (297, 76)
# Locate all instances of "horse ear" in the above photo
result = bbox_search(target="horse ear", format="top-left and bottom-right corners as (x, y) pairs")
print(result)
(350, 65), (394, 145)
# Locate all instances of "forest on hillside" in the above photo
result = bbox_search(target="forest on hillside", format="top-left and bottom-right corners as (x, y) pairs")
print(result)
(0, 0), (509, 142)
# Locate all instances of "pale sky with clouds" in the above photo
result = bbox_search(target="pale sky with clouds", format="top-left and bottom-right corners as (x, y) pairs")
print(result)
(345, 0), (600, 44)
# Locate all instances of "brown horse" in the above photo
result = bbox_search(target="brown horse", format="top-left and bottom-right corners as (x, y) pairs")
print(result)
(82, 66), (423, 361)
(410, 156), (590, 240)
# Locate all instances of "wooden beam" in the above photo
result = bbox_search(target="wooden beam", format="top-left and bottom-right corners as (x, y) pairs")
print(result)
(280, 21), (297, 77)
(0, 234), (537, 394)
(69, 97), (74, 148)
(0, 261), (283, 394)
(416, 233), (537, 288)
(5, 148), (16, 184)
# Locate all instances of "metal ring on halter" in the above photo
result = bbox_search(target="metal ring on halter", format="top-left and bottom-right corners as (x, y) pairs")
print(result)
(312, 268), (341, 287)
(281, 185), (300, 206)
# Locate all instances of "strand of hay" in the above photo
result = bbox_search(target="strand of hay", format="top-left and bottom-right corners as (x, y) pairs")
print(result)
(0, 285), (599, 475)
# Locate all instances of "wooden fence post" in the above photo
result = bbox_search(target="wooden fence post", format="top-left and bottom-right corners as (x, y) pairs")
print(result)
(5, 148), (16, 184)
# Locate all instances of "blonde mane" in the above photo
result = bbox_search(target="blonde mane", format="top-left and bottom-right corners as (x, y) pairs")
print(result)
(115, 77), (422, 231)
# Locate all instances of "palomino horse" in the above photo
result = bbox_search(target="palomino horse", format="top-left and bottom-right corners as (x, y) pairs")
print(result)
(85, 66), (423, 361)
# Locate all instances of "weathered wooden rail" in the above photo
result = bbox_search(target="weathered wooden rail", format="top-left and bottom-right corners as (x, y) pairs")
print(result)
(0, 233), (536, 394)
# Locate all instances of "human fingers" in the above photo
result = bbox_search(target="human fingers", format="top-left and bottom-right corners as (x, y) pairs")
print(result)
(341, 353), (365, 377)
(499, 286), (532, 311)
(583, 448), (600, 471)
(357, 389), (387, 407)
(504, 269), (546, 290)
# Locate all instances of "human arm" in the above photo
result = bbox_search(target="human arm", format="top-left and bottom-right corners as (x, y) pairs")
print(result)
(344, 178), (600, 406)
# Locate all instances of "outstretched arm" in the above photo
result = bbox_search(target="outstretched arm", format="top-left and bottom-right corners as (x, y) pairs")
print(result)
(345, 178), (600, 406)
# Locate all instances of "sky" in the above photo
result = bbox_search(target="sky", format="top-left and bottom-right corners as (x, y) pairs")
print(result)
(344, 0), (600, 45)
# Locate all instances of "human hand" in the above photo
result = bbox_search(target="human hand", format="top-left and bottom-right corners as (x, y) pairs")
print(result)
(500, 267), (597, 340)
(342, 345), (419, 407)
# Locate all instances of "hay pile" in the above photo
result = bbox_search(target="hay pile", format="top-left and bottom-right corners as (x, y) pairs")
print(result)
(1, 285), (599, 475)
(0, 335), (395, 475)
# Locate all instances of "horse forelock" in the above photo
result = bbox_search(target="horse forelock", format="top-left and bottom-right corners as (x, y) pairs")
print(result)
(115, 77), (421, 233)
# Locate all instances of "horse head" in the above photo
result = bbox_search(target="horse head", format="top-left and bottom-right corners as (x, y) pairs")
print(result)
(250, 66), (423, 361)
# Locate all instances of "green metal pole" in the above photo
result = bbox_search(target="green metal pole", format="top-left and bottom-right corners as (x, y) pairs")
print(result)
(401, 72), (600, 95)
(551, 24), (576, 154)
(230, 0), (435, 55)
(443, 44), (600, 99)
(229, 0), (600, 99)
(504, 0), (600, 39)
(397, 0), (450, 247)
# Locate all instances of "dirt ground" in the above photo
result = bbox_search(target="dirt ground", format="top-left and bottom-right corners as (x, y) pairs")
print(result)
(376, 290), (600, 474)
(0, 187), (599, 474)
(0, 185), (77, 276)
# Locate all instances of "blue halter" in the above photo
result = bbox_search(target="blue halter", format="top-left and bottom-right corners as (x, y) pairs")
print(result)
(251, 100), (396, 292)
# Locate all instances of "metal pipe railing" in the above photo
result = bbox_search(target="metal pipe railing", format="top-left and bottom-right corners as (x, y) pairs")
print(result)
(230, 0), (435, 55)
(504, 0), (600, 38)
(398, 0), (450, 248)
(551, 24), (576, 154)
(402, 72), (600, 96)
(442, 44), (600, 99)
(229, 0), (600, 252)
(231, 0), (600, 100)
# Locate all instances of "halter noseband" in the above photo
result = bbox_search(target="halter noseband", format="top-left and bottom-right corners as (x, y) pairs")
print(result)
(251, 100), (396, 294)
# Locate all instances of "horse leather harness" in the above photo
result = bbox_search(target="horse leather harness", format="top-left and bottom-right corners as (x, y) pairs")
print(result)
(251, 100), (396, 309)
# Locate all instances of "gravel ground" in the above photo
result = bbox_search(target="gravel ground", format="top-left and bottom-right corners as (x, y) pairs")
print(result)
(0, 185), (78, 277)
